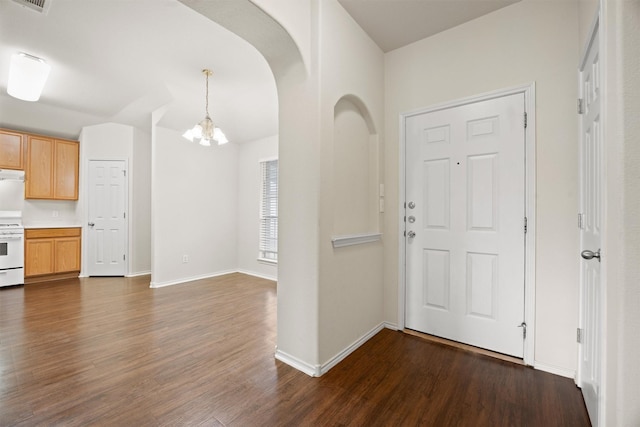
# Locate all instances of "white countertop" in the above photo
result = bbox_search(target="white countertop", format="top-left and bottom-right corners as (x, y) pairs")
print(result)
(23, 224), (83, 229)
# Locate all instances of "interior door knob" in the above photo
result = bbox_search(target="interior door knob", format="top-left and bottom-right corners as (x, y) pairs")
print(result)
(581, 249), (600, 262)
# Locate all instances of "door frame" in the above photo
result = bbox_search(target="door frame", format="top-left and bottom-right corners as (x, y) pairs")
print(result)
(397, 83), (537, 365)
(81, 158), (130, 277)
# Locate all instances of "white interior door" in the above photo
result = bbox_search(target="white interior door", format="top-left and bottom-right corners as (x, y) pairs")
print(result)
(405, 93), (526, 357)
(578, 20), (602, 427)
(88, 160), (127, 276)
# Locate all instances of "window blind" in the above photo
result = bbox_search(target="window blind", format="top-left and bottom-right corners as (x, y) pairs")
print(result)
(259, 159), (278, 261)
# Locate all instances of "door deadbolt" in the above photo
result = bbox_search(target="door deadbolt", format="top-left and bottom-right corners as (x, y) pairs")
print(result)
(408, 216), (415, 223)
(408, 201), (416, 209)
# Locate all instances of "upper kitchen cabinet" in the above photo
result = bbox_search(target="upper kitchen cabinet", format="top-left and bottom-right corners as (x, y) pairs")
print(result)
(25, 135), (79, 200)
(54, 140), (79, 199)
(0, 129), (24, 170)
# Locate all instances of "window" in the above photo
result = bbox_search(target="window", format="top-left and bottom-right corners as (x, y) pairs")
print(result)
(259, 159), (278, 262)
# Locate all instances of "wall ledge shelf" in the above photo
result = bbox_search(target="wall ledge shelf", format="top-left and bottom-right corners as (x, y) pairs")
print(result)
(331, 233), (382, 248)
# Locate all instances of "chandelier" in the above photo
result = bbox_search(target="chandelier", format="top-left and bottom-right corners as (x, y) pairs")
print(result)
(183, 69), (228, 146)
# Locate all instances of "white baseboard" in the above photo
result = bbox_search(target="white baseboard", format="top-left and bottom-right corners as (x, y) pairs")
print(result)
(383, 321), (399, 331)
(274, 348), (320, 377)
(126, 271), (151, 278)
(319, 322), (388, 376)
(149, 270), (237, 288)
(236, 269), (277, 282)
(275, 323), (396, 377)
(534, 362), (576, 379)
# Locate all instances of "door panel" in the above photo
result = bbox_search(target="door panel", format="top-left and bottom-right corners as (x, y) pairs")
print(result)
(579, 21), (602, 427)
(405, 93), (526, 357)
(88, 160), (127, 276)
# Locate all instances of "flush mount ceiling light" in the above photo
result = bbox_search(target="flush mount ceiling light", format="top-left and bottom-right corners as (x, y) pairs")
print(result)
(7, 52), (51, 102)
(183, 69), (229, 146)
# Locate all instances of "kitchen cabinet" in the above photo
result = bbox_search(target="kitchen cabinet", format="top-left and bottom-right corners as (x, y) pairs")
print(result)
(25, 228), (81, 284)
(0, 129), (24, 170)
(25, 135), (79, 200)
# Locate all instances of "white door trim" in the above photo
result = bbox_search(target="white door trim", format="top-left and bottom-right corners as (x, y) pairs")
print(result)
(81, 158), (129, 277)
(398, 83), (537, 365)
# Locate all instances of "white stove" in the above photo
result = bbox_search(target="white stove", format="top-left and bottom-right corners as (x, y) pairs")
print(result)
(0, 211), (24, 287)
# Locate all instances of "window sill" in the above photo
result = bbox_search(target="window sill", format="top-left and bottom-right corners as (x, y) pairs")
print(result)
(331, 232), (382, 248)
(257, 258), (278, 265)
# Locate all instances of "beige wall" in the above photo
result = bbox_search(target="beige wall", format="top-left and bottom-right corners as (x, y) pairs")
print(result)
(236, 134), (278, 280)
(317, 0), (385, 366)
(131, 128), (151, 275)
(384, 1), (581, 374)
(602, 0), (640, 424)
(151, 127), (239, 286)
(617, 2), (640, 421)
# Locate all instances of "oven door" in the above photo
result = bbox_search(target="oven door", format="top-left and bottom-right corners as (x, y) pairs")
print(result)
(0, 233), (24, 270)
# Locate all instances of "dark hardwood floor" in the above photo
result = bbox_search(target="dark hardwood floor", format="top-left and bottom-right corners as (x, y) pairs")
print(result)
(0, 273), (590, 426)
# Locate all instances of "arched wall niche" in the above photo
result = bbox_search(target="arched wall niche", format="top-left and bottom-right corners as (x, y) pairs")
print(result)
(332, 94), (380, 237)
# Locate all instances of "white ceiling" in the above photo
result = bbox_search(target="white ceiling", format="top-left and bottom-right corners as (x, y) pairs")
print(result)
(338, 0), (520, 52)
(0, 0), (278, 142)
(0, 0), (519, 142)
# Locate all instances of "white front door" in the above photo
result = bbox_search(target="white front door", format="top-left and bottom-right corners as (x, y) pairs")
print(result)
(87, 160), (127, 276)
(405, 93), (526, 357)
(578, 19), (602, 427)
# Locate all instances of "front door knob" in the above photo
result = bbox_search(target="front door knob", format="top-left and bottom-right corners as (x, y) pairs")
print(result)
(407, 231), (416, 238)
(581, 249), (601, 262)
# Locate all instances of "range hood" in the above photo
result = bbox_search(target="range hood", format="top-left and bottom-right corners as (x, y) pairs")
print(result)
(0, 169), (25, 181)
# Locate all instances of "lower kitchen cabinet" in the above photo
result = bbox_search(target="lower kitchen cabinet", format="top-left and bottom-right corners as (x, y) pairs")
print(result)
(25, 228), (81, 284)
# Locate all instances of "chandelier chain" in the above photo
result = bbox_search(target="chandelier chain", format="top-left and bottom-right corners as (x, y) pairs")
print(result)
(205, 70), (209, 116)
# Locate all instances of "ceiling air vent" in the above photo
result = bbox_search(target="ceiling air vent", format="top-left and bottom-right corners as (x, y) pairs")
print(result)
(11, 0), (52, 15)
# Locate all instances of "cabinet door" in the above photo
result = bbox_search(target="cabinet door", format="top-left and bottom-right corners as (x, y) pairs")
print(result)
(26, 136), (54, 199)
(25, 239), (55, 276)
(54, 237), (81, 273)
(54, 140), (79, 200)
(0, 130), (24, 170)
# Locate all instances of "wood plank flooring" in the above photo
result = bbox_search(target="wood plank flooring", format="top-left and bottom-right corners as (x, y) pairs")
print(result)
(0, 274), (590, 426)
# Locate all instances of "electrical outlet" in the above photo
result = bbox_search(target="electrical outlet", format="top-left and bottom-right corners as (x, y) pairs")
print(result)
(182, 255), (189, 263)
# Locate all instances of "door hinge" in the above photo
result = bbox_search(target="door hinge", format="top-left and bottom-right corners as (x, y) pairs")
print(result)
(123, 212), (126, 219)
(524, 112), (528, 129)
(123, 254), (126, 261)
(578, 213), (583, 230)
(123, 170), (127, 177)
(578, 98), (584, 114)
(577, 328), (582, 343)
(524, 217), (528, 234)
(518, 322), (527, 339)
